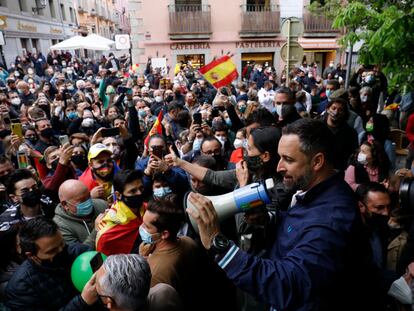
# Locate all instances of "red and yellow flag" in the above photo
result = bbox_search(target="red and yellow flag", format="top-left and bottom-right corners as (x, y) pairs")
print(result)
(199, 55), (238, 89)
(144, 110), (163, 146)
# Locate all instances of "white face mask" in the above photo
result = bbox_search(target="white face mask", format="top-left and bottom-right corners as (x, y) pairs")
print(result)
(357, 152), (368, 165)
(215, 136), (227, 147)
(275, 104), (283, 117)
(28, 69), (34, 75)
(145, 82), (150, 88)
(155, 96), (163, 103)
(233, 138), (243, 149)
(11, 98), (21, 106)
(388, 276), (412, 305)
(81, 118), (94, 128)
(360, 95), (368, 102)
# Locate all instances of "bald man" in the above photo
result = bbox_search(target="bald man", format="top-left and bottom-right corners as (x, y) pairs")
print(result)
(16, 81), (35, 106)
(53, 179), (108, 247)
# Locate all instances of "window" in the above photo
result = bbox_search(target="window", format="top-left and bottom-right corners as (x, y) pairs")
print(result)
(60, 3), (66, 20)
(49, 0), (56, 18)
(18, 0), (28, 12)
(175, 0), (201, 4)
(246, 0), (270, 10)
(69, 7), (75, 22)
(20, 38), (29, 54)
(31, 39), (39, 53)
(0, 0), (7, 7)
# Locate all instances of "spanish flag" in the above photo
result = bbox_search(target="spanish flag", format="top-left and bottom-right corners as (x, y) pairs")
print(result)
(199, 55), (238, 89)
(144, 110), (163, 146)
(96, 200), (144, 255)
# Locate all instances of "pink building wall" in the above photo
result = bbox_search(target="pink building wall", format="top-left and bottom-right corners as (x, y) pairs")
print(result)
(115, 0), (131, 33)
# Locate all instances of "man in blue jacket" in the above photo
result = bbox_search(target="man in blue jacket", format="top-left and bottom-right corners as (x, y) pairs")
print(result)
(188, 118), (370, 311)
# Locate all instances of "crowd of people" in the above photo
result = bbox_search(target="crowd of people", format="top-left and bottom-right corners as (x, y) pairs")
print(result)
(0, 49), (413, 311)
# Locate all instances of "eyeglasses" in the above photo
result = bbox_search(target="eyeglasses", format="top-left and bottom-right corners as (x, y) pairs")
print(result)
(275, 101), (288, 105)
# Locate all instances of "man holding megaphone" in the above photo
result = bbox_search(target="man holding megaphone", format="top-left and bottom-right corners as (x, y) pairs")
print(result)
(186, 119), (372, 311)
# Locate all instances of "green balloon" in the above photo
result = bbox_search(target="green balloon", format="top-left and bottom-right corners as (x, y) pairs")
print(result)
(71, 251), (107, 292)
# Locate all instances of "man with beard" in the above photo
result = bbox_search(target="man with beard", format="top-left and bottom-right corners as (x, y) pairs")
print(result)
(0, 169), (55, 232)
(4, 217), (97, 310)
(33, 119), (59, 154)
(187, 118), (372, 311)
(79, 143), (118, 200)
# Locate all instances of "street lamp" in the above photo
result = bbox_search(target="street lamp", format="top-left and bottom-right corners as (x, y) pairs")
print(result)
(32, 0), (47, 14)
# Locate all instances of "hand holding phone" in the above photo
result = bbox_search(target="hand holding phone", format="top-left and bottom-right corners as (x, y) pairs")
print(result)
(11, 123), (23, 138)
(59, 135), (69, 146)
(193, 112), (202, 125)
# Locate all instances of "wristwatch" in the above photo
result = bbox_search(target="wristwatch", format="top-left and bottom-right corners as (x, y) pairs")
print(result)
(211, 233), (231, 255)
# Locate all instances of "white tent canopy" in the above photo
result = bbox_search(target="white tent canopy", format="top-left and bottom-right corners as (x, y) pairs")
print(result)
(85, 34), (115, 46)
(50, 35), (110, 51)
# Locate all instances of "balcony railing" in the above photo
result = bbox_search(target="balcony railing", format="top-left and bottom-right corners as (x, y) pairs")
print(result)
(168, 4), (212, 39)
(240, 4), (280, 37)
(303, 9), (340, 37)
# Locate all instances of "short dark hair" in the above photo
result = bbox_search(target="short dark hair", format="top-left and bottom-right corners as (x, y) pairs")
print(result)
(355, 182), (388, 204)
(245, 108), (277, 127)
(146, 199), (184, 240)
(0, 155), (12, 166)
(147, 134), (166, 147)
(6, 169), (35, 195)
(19, 217), (58, 255)
(167, 101), (183, 112)
(327, 79), (340, 90)
(326, 97), (350, 120)
(193, 154), (217, 169)
(250, 126), (281, 168)
(201, 136), (221, 151)
(275, 86), (294, 101)
(282, 119), (335, 164)
(113, 169), (143, 194)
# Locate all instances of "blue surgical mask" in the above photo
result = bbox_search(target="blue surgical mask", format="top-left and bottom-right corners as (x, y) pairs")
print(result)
(193, 138), (202, 151)
(67, 111), (78, 120)
(225, 118), (232, 127)
(326, 90), (332, 98)
(138, 110), (147, 118)
(153, 187), (172, 198)
(75, 198), (93, 217)
(139, 225), (160, 244)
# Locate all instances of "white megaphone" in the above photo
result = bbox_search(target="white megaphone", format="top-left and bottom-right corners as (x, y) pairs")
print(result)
(184, 178), (274, 233)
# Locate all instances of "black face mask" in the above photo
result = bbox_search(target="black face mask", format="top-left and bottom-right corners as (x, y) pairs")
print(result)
(21, 189), (42, 208)
(121, 194), (144, 209)
(165, 95), (174, 103)
(71, 154), (88, 168)
(365, 212), (389, 230)
(213, 154), (224, 167)
(0, 129), (11, 139)
(50, 159), (59, 171)
(85, 87), (93, 93)
(244, 154), (263, 172)
(40, 128), (54, 139)
(38, 245), (69, 270)
(26, 137), (38, 145)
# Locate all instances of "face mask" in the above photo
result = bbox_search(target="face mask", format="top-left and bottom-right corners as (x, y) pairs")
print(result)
(139, 226), (160, 244)
(62, 62), (66, 67)
(326, 90), (332, 98)
(75, 198), (93, 217)
(213, 154), (224, 166)
(365, 75), (373, 84)
(17, 89), (24, 95)
(233, 138), (243, 149)
(366, 123), (374, 133)
(360, 95), (368, 102)
(238, 105), (246, 113)
(0, 129), (11, 139)
(81, 118), (94, 128)
(258, 68), (262, 72)
(388, 276), (412, 305)
(36, 245), (70, 270)
(215, 136), (226, 147)
(153, 187), (172, 199)
(329, 63), (334, 68)
(50, 159), (59, 171)
(21, 189), (42, 208)
(275, 104), (283, 117)
(26, 137), (37, 145)
(15, 72), (20, 77)
(166, 95), (174, 103)
(67, 86), (74, 91)
(145, 82), (150, 88)
(71, 154), (87, 166)
(155, 96), (163, 103)
(11, 98), (21, 106)
(138, 110), (147, 118)
(365, 212), (389, 230)
(95, 78), (102, 84)
(40, 127), (54, 139)
(67, 111), (78, 120)
(67, 70), (73, 75)
(308, 74), (313, 78)
(225, 118), (232, 127)
(193, 138), (202, 151)
(121, 193), (144, 209)
(244, 154), (263, 171)
(357, 152), (368, 165)
(28, 69), (34, 75)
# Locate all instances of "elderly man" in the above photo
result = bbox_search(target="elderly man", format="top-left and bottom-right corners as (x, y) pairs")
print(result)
(53, 179), (107, 247)
(94, 254), (182, 311)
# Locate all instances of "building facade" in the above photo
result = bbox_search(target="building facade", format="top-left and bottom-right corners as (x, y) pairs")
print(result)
(0, 0), (78, 67)
(129, 0), (342, 77)
(75, 0), (117, 37)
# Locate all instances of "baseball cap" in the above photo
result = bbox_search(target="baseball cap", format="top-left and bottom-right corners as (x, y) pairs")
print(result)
(88, 143), (112, 162)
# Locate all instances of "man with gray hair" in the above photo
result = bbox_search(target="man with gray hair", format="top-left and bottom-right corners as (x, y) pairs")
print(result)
(94, 254), (182, 311)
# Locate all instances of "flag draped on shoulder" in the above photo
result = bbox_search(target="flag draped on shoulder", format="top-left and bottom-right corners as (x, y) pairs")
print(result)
(144, 110), (163, 146)
(199, 55), (238, 89)
(96, 200), (144, 256)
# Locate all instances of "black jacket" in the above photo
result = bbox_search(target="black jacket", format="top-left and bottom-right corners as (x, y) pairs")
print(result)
(4, 243), (91, 311)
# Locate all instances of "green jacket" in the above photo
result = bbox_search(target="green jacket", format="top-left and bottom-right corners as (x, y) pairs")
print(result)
(53, 199), (107, 249)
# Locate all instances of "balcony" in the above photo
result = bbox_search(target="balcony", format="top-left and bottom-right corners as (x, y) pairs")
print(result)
(168, 4), (212, 40)
(303, 9), (340, 37)
(240, 4), (280, 38)
(77, 0), (88, 13)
